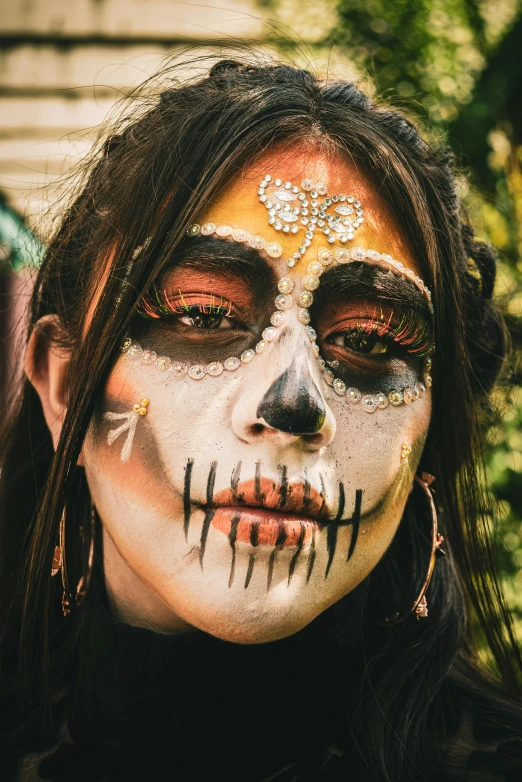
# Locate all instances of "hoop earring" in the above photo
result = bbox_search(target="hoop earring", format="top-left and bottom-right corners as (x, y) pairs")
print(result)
(51, 504), (95, 616)
(386, 472), (446, 624)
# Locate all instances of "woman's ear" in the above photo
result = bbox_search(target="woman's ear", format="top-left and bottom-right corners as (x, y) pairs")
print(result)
(25, 315), (74, 453)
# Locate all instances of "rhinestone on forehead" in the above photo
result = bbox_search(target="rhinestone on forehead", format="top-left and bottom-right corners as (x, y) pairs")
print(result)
(258, 174), (365, 268)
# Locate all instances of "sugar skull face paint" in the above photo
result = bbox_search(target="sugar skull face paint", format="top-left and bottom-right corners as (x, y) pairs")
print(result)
(83, 147), (434, 642)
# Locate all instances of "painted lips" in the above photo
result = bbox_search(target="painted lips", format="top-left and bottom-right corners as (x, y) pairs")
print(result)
(209, 477), (329, 548)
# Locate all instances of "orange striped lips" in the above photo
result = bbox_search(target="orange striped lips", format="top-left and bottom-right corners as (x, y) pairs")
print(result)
(209, 477), (329, 548)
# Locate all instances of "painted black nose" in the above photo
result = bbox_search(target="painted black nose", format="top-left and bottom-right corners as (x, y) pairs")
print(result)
(256, 359), (326, 435)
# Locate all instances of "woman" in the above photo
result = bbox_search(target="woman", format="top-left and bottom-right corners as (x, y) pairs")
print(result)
(1, 57), (521, 781)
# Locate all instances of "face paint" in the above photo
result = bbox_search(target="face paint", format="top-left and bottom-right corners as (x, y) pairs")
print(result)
(83, 149), (434, 643)
(121, 176), (434, 414)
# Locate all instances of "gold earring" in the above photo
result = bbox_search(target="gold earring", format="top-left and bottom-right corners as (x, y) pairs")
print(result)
(385, 473), (446, 624)
(51, 504), (95, 616)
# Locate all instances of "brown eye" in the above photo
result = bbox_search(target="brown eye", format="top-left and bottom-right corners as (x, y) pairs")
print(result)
(331, 332), (389, 355)
(178, 308), (234, 329)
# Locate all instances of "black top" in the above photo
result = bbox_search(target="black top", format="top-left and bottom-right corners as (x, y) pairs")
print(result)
(14, 594), (522, 782)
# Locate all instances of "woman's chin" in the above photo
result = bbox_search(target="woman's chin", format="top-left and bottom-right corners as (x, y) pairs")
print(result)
(163, 581), (328, 645)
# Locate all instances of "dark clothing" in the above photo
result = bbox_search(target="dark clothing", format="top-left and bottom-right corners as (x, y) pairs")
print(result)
(13, 596), (522, 781)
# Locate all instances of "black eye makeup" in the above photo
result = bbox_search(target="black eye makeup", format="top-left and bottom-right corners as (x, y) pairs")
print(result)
(130, 237), (277, 363)
(310, 263), (434, 394)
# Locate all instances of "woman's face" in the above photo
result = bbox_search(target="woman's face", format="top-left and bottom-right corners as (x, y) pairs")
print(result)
(83, 146), (434, 642)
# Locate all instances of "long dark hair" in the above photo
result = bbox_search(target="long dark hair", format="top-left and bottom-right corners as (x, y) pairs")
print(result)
(1, 53), (521, 780)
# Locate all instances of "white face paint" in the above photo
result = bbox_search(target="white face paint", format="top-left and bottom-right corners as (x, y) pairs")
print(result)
(82, 149), (434, 642)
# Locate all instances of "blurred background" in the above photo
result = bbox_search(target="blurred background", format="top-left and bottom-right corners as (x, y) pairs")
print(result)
(1, 0), (521, 633)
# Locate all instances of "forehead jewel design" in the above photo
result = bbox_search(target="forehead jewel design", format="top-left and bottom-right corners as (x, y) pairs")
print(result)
(258, 175), (365, 268)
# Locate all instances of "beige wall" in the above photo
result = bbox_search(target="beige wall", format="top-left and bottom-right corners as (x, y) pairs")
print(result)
(0, 0), (264, 231)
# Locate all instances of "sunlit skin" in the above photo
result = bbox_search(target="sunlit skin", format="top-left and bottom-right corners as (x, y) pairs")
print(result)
(33, 144), (434, 642)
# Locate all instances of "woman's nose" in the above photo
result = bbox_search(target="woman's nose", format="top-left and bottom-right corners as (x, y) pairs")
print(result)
(231, 356), (336, 451)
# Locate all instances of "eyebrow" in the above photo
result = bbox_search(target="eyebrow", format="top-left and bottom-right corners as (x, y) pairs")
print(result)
(162, 235), (277, 291)
(315, 262), (433, 321)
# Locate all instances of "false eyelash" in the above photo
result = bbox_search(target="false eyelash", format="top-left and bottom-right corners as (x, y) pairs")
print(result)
(137, 286), (234, 320)
(337, 306), (434, 357)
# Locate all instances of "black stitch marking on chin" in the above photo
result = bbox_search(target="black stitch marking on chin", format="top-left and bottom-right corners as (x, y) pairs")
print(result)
(250, 522), (259, 548)
(199, 461), (217, 568)
(346, 489), (362, 561)
(228, 512), (241, 588)
(278, 464), (288, 508)
(303, 470), (311, 510)
(287, 521), (306, 586)
(255, 460), (265, 503)
(267, 523), (287, 592)
(183, 459), (194, 541)
(325, 482), (344, 579)
(319, 472), (327, 515)
(245, 553), (256, 589)
(336, 482), (346, 524)
(306, 530), (317, 583)
(231, 461), (243, 503)
(325, 525), (338, 579)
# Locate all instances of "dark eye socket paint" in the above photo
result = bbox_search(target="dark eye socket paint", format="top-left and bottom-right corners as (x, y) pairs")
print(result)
(311, 262), (434, 394)
(130, 236), (277, 363)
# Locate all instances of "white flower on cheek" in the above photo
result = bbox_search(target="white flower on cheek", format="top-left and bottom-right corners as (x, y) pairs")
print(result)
(103, 398), (149, 462)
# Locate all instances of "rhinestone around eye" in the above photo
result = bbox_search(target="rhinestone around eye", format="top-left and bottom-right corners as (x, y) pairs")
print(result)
(298, 308), (311, 324)
(305, 326), (317, 341)
(207, 361), (224, 376)
(200, 223), (216, 236)
(350, 247), (367, 261)
(333, 379), (347, 396)
(270, 310), (286, 327)
(155, 356), (171, 372)
(188, 224), (200, 235)
(318, 248), (334, 265)
(188, 365), (206, 380)
(388, 390), (403, 406)
(415, 381), (426, 397)
(373, 392), (388, 409)
(241, 349), (256, 363)
(128, 344), (143, 359)
(324, 369), (335, 386)
(402, 387), (415, 404)
(171, 361), (188, 378)
(366, 249), (381, 261)
(266, 242), (283, 258)
(362, 395), (378, 413)
(141, 350), (157, 365)
(298, 291), (314, 307)
(216, 225), (232, 237)
(249, 235), (265, 250)
(302, 275), (320, 291)
(307, 261), (323, 276)
(255, 340), (267, 353)
(334, 248), (351, 264)
(275, 294), (293, 311)
(224, 357), (240, 371)
(346, 387), (362, 404)
(278, 277), (295, 294)
(262, 326), (278, 341)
